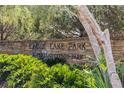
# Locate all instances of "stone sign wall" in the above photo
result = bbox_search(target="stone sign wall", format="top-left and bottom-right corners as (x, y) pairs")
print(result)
(0, 35), (124, 64)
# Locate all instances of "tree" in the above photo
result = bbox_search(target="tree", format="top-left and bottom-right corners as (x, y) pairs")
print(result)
(0, 6), (35, 40)
(77, 5), (122, 88)
(0, 6), (16, 40)
(88, 6), (124, 32)
(29, 5), (123, 39)
(26, 5), (86, 39)
(0, 5), (123, 40)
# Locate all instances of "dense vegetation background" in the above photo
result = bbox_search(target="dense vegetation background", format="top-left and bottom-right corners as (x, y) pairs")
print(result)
(0, 5), (124, 40)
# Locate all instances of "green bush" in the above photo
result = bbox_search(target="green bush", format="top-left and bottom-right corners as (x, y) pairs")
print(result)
(50, 64), (96, 88)
(0, 54), (96, 88)
(27, 64), (96, 88)
(0, 54), (48, 88)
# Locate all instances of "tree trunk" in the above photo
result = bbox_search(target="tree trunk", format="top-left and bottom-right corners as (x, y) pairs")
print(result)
(77, 5), (122, 88)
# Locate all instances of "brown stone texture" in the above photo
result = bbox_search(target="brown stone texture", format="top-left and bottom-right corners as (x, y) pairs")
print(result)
(0, 34), (124, 64)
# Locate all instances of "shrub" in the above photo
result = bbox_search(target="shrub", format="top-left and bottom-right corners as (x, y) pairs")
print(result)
(25, 64), (96, 88)
(0, 54), (48, 88)
(0, 54), (96, 88)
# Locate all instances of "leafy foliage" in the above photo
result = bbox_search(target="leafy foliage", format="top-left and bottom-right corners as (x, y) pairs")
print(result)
(0, 53), (122, 88)
(27, 64), (96, 88)
(0, 54), (96, 88)
(88, 6), (124, 32)
(0, 54), (48, 87)
(1, 5), (123, 40)
(91, 52), (112, 88)
(116, 60), (124, 87)
(0, 6), (38, 40)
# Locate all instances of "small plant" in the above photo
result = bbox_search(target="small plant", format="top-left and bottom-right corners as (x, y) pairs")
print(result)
(92, 52), (112, 88)
(116, 60), (124, 87)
